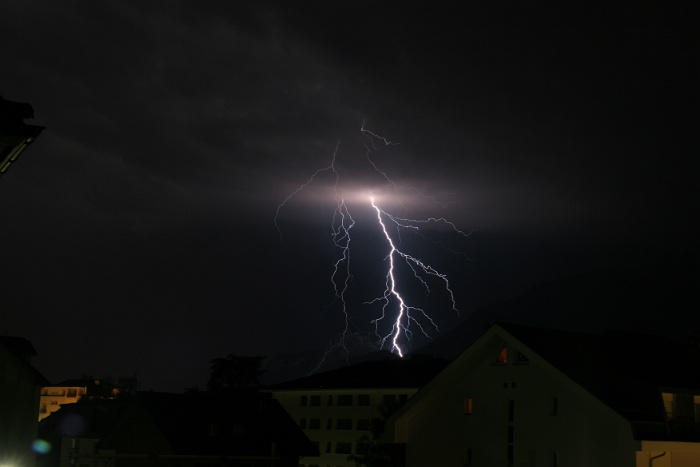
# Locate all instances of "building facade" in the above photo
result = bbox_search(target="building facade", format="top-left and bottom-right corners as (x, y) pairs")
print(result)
(267, 355), (448, 467)
(39, 378), (119, 421)
(383, 324), (700, 467)
(0, 336), (49, 467)
(38, 390), (317, 467)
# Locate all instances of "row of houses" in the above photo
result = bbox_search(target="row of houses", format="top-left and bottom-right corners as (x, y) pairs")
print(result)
(3, 322), (700, 467)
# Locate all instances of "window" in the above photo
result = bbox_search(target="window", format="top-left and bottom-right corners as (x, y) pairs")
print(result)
(398, 394), (408, 404)
(508, 400), (514, 422)
(325, 442), (332, 453)
(300, 395), (308, 406)
(507, 445), (514, 466)
(309, 395), (321, 406)
(496, 347), (508, 364)
(299, 418), (307, 429)
(327, 395), (333, 406)
(357, 418), (371, 431)
(326, 418), (332, 430)
(516, 351), (529, 363)
(356, 443), (370, 456)
(464, 397), (473, 415)
(383, 394), (396, 405)
(336, 442), (352, 454)
(338, 394), (353, 406)
(309, 418), (320, 429)
(358, 394), (370, 406)
(337, 418), (353, 430)
(551, 397), (559, 415)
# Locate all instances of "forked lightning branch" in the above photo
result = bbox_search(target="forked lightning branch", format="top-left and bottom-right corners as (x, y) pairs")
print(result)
(275, 124), (470, 356)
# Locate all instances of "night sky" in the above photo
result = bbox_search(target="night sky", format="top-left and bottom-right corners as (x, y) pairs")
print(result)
(1, 1), (698, 391)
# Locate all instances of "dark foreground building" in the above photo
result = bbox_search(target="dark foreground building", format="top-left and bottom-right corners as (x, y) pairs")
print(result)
(0, 336), (49, 467)
(38, 389), (318, 467)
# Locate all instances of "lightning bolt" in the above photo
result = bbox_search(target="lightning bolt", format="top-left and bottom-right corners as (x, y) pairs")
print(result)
(276, 124), (470, 360)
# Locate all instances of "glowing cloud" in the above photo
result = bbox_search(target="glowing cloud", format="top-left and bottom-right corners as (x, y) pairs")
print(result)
(276, 124), (470, 358)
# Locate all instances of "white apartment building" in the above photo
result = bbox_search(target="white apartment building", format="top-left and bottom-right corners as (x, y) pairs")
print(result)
(267, 355), (448, 467)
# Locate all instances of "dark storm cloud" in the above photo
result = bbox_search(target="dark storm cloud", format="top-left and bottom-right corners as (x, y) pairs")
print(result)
(1, 1), (697, 390)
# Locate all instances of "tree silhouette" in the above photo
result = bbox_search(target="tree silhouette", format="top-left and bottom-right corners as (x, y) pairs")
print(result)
(349, 399), (404, 467)
(207, 354), (265, 391)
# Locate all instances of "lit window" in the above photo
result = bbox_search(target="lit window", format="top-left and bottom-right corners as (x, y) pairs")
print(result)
(464, 397), (473, 415)
(496, 347), (508, 364)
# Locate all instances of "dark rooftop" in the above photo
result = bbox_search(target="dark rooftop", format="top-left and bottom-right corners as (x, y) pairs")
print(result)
(498, 322), (700, 440)
(267, 354), (450, 390)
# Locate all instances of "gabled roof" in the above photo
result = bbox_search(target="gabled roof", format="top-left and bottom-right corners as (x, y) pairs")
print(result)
(386, 323), (700, 442)
(266, 355), (450, 391)
(498, 323), (700, 424)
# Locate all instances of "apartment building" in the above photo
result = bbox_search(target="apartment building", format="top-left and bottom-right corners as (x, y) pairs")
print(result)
(267, 354), (448, 467)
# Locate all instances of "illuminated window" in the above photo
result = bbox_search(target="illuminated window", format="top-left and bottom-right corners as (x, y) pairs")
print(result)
(464, 397), (473, 415)
(496, 347), (508, 364)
